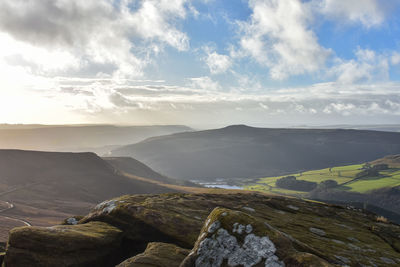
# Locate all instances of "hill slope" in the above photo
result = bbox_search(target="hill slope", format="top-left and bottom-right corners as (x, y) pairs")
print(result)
(246, 155), (400, 222)
(0, 125), (191, 154)
(103, 157), (197, 186)
(110, 125), (400, 181)
(371, 154), (400, 168)
(0, 149), (177, 241)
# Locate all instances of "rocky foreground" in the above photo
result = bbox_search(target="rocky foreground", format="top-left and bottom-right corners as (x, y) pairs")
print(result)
(1, 193), (400, 267)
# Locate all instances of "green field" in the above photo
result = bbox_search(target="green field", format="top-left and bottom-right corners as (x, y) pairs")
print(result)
(244, 163), (400, 195)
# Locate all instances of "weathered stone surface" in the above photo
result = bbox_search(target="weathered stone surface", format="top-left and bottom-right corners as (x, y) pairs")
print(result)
(80, 193), (400, 266)
(116, 242), (189, 267)
(4, 221), (123, 267)
(180, 207), (331, 267)
(61, 215), (84, 225)
(3, 192), (400, 267)
(370, 223), (400, 253)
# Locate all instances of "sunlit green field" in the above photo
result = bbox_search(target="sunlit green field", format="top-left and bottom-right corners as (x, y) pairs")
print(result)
(244, 163), (400, 195)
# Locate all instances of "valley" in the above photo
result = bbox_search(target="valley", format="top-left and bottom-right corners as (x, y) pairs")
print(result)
(1, 125), (400, 266)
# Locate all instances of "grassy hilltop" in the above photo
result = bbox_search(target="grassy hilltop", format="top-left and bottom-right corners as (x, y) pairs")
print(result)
(246, 163), (400, 196)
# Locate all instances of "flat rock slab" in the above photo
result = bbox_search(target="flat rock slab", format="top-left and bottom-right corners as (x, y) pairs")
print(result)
(116, 242), (189, 267)
(4, 221), (123, 267)
(81, 193), (400, 266)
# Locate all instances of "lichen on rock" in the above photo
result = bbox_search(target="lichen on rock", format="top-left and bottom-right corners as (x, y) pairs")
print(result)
(181, 208), (310, 267)
(195, 226), (283, 267)
(66, 217), (78, 225)
(95, 199), (118, 214)
(78, 193), (400, 267)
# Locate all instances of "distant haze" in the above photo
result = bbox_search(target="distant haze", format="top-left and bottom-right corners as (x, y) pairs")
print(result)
(0, 125), (192, 154)
(111, 125), (400, 181)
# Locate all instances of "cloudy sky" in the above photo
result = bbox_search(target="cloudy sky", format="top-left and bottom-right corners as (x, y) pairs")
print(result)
(1, 0), (400, 127)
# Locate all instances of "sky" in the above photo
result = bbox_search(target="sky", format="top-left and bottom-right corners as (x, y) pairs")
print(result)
(1, 0), (400, 127)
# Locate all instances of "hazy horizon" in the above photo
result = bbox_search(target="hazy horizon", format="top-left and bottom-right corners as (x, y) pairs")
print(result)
(1, 0), (400, 126)
(1, 122), (400, 131)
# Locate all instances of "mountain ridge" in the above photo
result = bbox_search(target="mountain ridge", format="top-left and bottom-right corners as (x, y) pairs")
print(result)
(111, 125), (400, 181)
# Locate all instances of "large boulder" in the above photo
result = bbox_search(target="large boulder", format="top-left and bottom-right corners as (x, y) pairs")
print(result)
(3, 193), (400, 267)
(4, 222), (123, 267)
(180, 207), (332, 267)
(116, 242), (189, 267)
(81, 193), (400, 266)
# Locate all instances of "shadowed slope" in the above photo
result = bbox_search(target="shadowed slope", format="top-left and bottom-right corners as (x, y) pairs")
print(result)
(104, 157), (198, 187)
(0, 150), (177, 242)
(111, 125), (400, 180)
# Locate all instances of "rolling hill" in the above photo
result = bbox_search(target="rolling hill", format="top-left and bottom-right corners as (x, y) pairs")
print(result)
(104, 157), (197, 187)
(371, 154), (400, 168)
(0, 125), (192, 155)
(245, 155), (400, 223)
(246, 160), (400, 195)
(110, 125), (400, 181)
(0, 149), (179, 242)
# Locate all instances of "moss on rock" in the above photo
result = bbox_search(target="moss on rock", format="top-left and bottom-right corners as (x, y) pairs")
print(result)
(180, 207), (332, 267)
(82, 193), (400, 266)
(116, 242), (189, 267)
(3, 192), (400, 266)
(4, 221), (123, 267)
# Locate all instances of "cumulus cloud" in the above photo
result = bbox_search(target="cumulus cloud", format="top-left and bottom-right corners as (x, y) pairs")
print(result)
(318, 0), (386, 28)
(237, 0), (331, 80)
(203, 46), (232, 74)
(392, 52), (400, 65)
(0, 0), (192, 79)
(329, 48), (389, 84)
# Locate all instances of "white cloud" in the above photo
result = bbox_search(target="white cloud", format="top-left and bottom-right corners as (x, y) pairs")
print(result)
(188, 76), (221, 91)
(123, 0), (190, 51)
(203, 47), (232, 74)
(392, 52), (400, 65)
(237, 0), (331, 80)
(0, 0), (192, 80)
(319, 0), (386, 28)
(329, 48), (389, 84)
(323, 103), (356, 115)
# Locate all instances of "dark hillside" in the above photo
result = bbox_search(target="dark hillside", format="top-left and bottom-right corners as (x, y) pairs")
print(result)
(111, 125), (400, 180)
(104, 157), (197, 186)
(0, 150), (177, 242)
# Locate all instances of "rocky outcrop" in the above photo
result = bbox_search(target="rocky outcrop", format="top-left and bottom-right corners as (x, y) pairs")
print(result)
(117, 242), (189, 267)
(180, 207), (331, 267)
(3, 222), (123, 267)
(3, 193), (400, 266)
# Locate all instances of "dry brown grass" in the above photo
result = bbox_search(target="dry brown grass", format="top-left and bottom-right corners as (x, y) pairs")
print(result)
(376, 215), (389, 223)
(0, 217), (26, 242)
